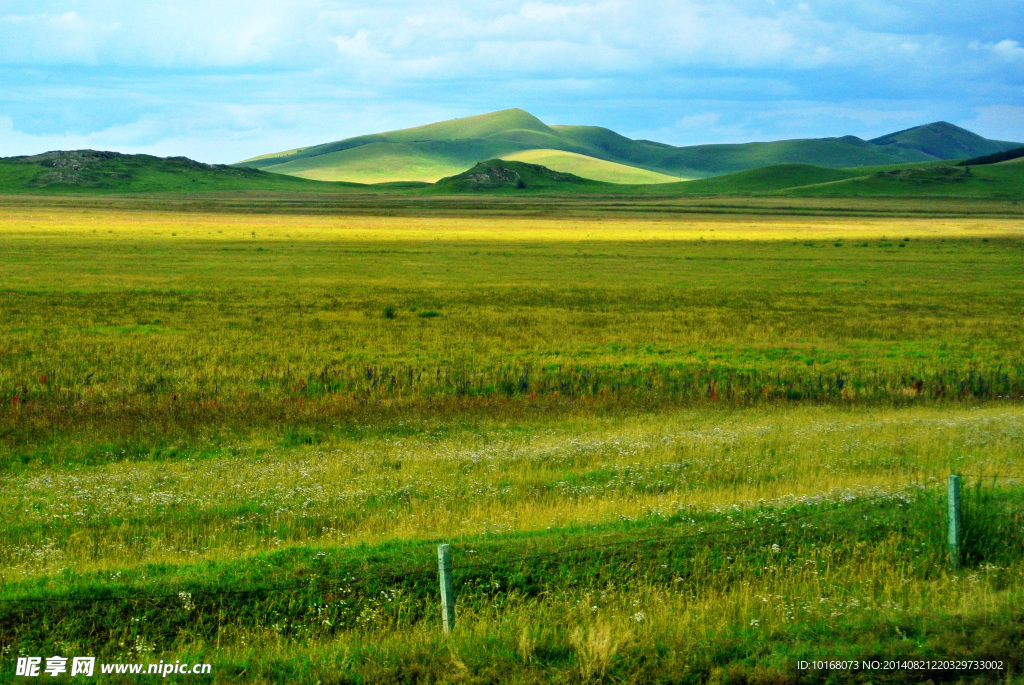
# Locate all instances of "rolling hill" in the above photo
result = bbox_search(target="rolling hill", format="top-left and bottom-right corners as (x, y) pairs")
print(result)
(0, 150), (357, 194)
(425, 157), (1023, 199)
(431, 159), (608, 193)
(870, 122), (1019, 159)
(238, 108), (1022, 184)
(238, 110), (562, 183)
(640, 164), (864, 195)
(499, 149), (682, 184)
(4, 147), (1020, 201)
(779, 161), (1024, 199)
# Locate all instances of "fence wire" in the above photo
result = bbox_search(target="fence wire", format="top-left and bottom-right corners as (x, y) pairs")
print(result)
(0, 476), (1003, 608)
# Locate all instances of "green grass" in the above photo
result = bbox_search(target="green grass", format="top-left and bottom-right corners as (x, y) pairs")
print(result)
(1, 197), (1023, 682)
(2, 482), (1021, 683)
(419, 158), (1023, 198)
(379, 108), (558, 143)
(253, 142), (497, 184)
(787, 162), (1024, 199)
(500, 149), (684, 184)
(636, 164), (862, 194)
(607, 161), (1024, 199)
(4, 209), (1024, 455)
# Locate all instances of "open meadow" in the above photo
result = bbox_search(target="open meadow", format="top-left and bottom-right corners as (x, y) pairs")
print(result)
(1, 195), (1022, 683)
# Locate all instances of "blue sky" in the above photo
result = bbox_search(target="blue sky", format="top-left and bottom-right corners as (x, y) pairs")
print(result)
(1, 0), (1022, 163)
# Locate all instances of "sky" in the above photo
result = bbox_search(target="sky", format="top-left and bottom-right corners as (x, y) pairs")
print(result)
(1, 0), (1022, 163)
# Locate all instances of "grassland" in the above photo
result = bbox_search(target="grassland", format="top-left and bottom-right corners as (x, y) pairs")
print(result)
(251, 142), (469, 184)
(786, 162), (1024, 199)
(424, 157), (1024, 197)
(5, 144), (1024, 206)
(500, 150), (684, 184)
(1, 197), (1022, 683)
(238, 110), (567, 183)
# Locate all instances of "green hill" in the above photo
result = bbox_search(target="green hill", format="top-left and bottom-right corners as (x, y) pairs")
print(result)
(500, 149), (683, 184)
(548, 127), (935, 176)
(779, 162), (1024, 199)
(427, 160), (944, 198)
(239, 110), (1022, 183)
(256, 143), (469, 184)
(870, 122), (1020, 160)
(545, 124), (688, 174)
(431, 159), (608, 193)
(636, 164), (863, 195)
(626, 160), (1023, 199)
(239, 109), (567, 182)
(0, 150), (357, 194)
(649, 137), (935, 176)
(4, 149), (1020, 201)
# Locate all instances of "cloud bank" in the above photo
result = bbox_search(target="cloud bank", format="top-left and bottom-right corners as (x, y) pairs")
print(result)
(0, 1), (1021, 161)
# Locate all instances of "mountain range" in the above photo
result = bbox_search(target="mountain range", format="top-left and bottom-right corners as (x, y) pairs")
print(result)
(237, 108), (1022, 184)
(3, 148), (1023, 199)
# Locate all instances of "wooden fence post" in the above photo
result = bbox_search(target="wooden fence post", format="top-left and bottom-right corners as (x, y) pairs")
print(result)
(438, 544), (455, 634)
(948, 474), (962, 570)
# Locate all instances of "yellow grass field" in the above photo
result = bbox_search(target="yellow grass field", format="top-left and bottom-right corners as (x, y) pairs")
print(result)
(2, 206), (1022, 243)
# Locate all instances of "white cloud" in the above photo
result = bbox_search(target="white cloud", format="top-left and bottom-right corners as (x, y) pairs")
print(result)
(0, 97), (468, 163)
(0, 2), (325, 67)
(628, 101), (947, 146)
(673, 113), (723, 129)
(333, 30), (384, 60)
(0, 10), (114, 64)
(0, 1), (1020, 159)
(518, 2), (593, 22)
(957, 105), (1024, 142)
(0, 1), (974, 74)
(991, 39), (1024, 61)
(969, 38), (1024, 62)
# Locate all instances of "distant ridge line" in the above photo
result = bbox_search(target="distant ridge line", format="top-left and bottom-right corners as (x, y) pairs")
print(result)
(236, 110), (1023, 185)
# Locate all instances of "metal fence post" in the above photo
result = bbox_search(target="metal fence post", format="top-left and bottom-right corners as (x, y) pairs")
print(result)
(948, 474), (962, 570)
(438, 544), (455, 634)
